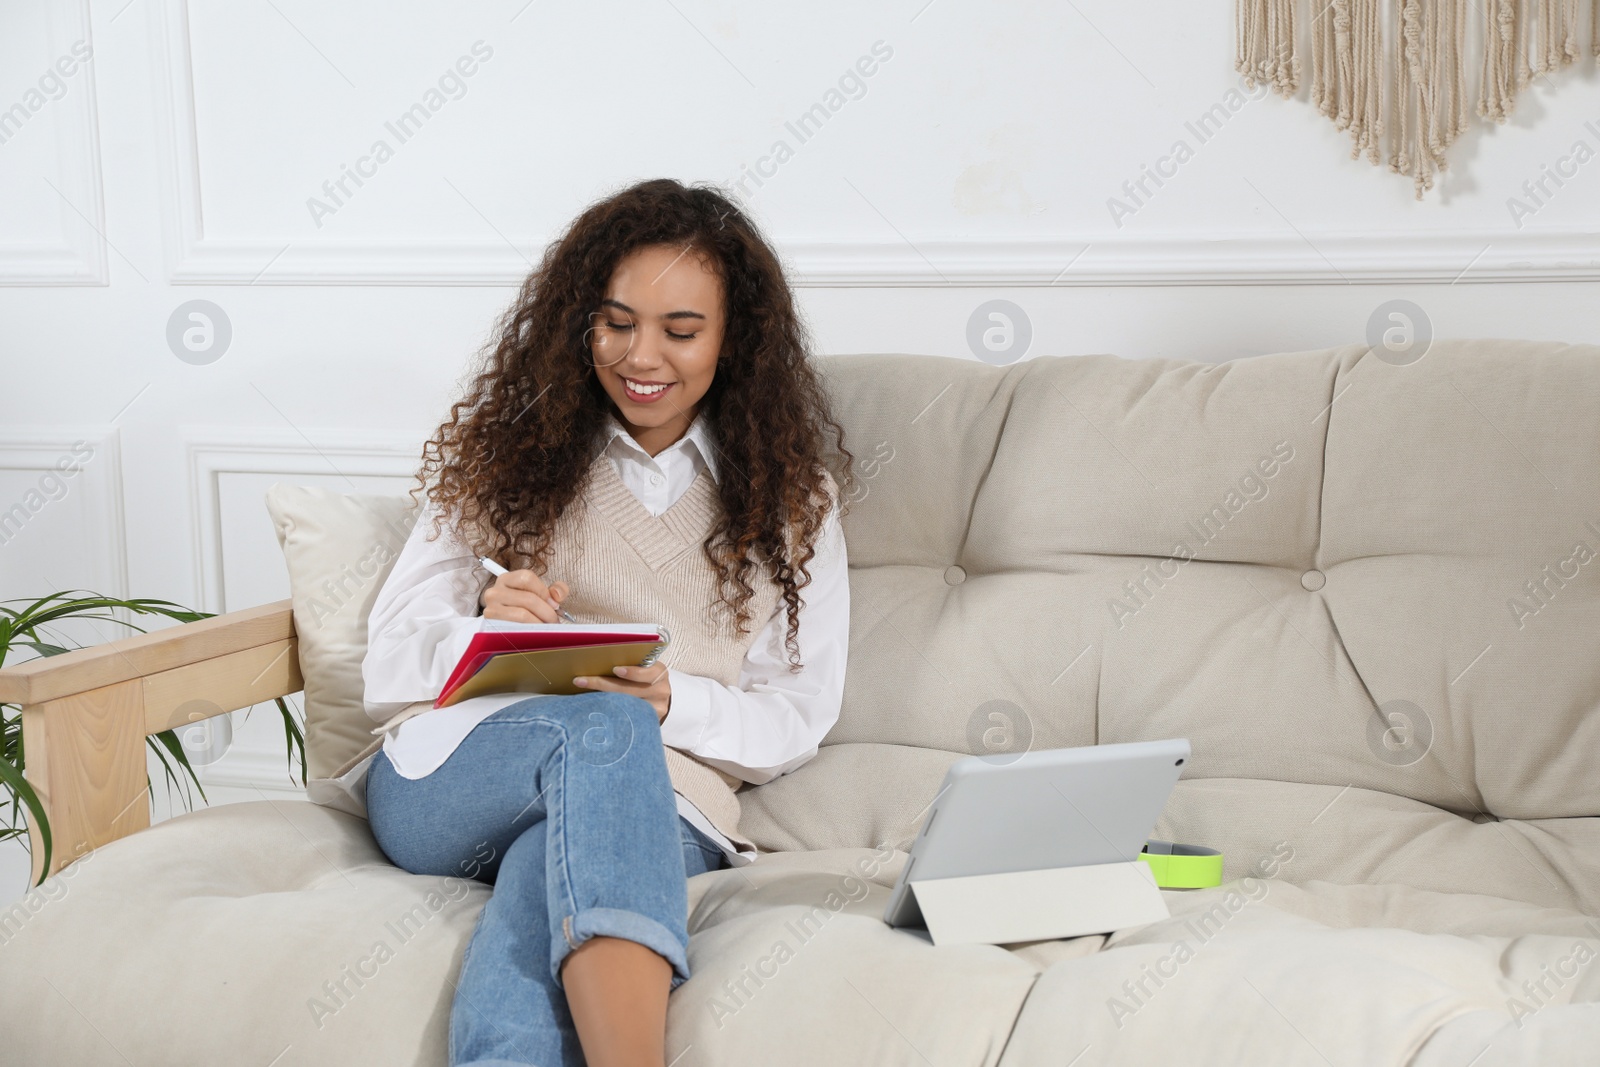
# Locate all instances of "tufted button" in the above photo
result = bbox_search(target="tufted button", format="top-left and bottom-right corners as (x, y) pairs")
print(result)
(944, 565), (966, 585)
(1300, 569), (1326, 591)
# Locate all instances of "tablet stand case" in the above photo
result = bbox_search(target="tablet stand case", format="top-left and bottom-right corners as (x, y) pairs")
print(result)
(908, 859), (1169, 946)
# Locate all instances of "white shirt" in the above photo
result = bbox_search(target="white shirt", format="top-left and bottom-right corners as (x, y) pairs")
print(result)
(357, 410), (850, 866)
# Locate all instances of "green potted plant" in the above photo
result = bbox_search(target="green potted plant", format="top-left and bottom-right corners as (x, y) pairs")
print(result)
(1, 591), (305, 888)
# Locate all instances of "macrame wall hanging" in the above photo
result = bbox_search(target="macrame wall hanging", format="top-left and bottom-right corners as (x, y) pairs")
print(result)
(1236, 0), (1600, 198)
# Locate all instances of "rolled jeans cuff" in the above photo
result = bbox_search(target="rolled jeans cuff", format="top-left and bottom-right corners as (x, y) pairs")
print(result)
(552, 906), (693, 991)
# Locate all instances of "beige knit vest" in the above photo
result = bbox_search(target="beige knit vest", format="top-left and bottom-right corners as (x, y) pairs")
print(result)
(536, 449), (785, 851)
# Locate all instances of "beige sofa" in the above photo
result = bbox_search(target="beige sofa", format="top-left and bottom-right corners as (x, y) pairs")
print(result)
(3, 341), (1598, 1066)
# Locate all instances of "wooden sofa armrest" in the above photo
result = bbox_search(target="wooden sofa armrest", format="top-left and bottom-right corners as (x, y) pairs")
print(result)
(0, 599), (303, 884)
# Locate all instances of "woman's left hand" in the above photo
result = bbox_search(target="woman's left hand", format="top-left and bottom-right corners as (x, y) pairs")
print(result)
(573, 664), (671, 723)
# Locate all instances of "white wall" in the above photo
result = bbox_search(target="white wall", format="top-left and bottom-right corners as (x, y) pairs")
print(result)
(2, 0), (1598, 901)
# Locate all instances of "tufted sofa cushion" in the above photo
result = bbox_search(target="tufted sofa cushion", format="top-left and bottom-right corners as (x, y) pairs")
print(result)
(739, 342), (1600, 916)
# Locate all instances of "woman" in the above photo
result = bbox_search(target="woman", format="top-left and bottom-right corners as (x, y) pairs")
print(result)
(360, 178), (856, 1067)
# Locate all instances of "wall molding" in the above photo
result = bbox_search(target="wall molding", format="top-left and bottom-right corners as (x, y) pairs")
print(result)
(0, 426), (127, 598)
(156, 229), (1600, 288)
(182, 426), (421, 615)
(0, 0), (108, 286)
(151, 0), (1600, 286)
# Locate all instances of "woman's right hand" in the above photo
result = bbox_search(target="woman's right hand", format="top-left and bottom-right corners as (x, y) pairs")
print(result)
(480, 570), (570, 624)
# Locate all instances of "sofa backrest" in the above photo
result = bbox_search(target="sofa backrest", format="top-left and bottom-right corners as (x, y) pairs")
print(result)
(271, 340), (1600, 912)
(738, 341), (1600, 913)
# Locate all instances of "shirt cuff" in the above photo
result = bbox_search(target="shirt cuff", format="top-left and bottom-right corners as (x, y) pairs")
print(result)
(660, 668), (712, 750)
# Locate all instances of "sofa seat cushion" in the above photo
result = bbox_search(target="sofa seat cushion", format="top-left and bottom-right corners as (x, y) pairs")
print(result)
(1, 800), (486, 1067)
(2, 801), (1045, 1066)
(673, 846), (1062, 1065)
(998, 879), (1600, 1066)
(7, 801), (1598, 1066)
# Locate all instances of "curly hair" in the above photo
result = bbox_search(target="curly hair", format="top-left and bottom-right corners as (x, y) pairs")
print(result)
(409, 178), (856, 672)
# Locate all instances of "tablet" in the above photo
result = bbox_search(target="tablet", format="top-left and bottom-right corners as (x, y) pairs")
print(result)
(883, 738), (1191, 929)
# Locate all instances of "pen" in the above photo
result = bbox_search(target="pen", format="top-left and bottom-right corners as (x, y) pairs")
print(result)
(477, 556), (578, 623)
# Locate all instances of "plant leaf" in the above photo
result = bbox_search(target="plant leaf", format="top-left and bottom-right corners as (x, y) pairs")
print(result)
(277, 697), (307, 786)
(0, 756), (51, 885)
(149, 729), (207, 808)
(14, 641), (74, 658)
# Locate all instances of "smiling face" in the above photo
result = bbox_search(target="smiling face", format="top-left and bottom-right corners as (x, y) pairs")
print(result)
(588, 243), (726, 458)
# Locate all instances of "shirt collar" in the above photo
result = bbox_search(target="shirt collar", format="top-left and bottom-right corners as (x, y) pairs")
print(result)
(598, 410), (721, 486)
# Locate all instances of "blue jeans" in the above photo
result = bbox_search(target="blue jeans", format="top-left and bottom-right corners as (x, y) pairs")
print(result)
(365, 692), (727, 1067)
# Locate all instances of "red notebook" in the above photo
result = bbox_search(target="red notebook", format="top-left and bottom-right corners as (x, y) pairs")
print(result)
(433, 621), (670, 708)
